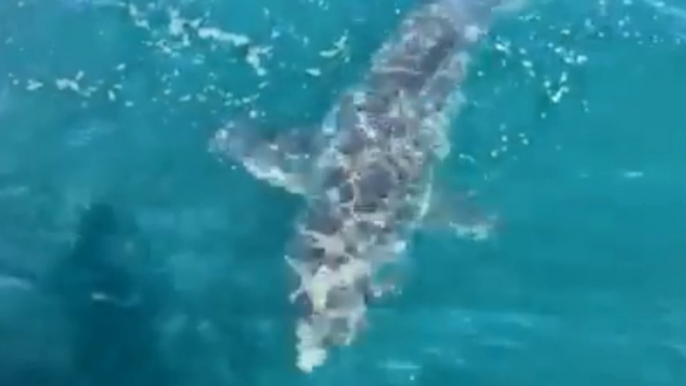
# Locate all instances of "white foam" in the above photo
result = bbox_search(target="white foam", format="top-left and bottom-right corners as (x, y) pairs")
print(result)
(246, 46), (272, 77)
(450, 218), (495, 241)
(305, 68), (322, 77)
(127, 4), (151, 30)
(26, 80), (44, 91)
(55, 78), (80, 92)
(319, 32), (350, 59)
(197, 27), (250, 46)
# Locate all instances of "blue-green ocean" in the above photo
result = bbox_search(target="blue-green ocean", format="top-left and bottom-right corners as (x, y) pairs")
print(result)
(1, 0), (685, 385)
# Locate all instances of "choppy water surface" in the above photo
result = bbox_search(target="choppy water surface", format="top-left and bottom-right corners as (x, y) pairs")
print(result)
(1, 0), (685, 385)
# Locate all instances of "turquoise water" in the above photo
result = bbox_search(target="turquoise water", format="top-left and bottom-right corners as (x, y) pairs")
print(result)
(1, 0), (685, 385)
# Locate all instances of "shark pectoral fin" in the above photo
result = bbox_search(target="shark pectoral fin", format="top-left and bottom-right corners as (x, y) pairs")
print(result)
(421, 188), (499, 242)
(209, 120), (326, 195)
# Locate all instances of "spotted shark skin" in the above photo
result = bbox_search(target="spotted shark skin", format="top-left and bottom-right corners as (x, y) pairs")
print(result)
(211, 0), (525, 372)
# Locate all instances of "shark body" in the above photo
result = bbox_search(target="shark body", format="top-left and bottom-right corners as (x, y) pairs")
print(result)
(211, 0), (521, 372)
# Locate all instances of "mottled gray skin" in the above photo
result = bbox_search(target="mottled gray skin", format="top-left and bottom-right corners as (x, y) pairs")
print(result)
(211, 0), (510, 372)
(286, 0), (506, 369)
(302, 0), (506, 244)
(299, 1), (472, 250)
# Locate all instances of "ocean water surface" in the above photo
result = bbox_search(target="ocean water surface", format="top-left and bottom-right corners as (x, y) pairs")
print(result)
(1, 0), (685, 385)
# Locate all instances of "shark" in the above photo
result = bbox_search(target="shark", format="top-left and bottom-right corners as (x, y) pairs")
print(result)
(210, 0), (526, 372)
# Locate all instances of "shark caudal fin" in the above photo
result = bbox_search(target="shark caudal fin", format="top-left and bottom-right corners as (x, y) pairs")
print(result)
(209, 120), (328, 195)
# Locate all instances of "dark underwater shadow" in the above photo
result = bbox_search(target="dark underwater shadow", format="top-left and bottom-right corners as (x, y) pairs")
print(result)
(0, 193), (299, 386)
(46, 202), (173, 386)
(0, 201), (172, 386)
